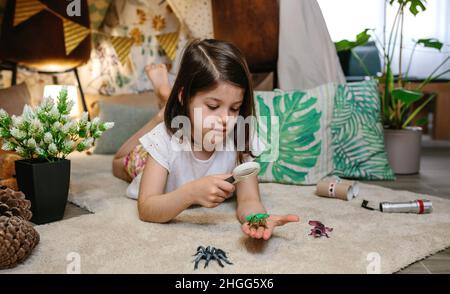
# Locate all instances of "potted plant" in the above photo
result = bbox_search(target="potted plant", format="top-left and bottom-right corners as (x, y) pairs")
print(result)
(0, 87), (114, 224)
(335, 0), (449, 174)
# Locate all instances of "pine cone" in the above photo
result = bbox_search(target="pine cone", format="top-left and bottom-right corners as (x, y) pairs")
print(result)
(0, 215), (40, 269)
(0, 187), (32, 221)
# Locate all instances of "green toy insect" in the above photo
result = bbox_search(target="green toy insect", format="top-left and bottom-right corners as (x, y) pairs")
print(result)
(246, 213), (270, 228)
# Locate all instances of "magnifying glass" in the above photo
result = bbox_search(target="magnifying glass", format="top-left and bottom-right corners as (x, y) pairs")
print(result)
(225, 162), (261, 184)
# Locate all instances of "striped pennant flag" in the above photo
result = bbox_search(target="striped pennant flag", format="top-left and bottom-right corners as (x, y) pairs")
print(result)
(62, 18), (91, 55)
(13, 0), (46, 27)
(156, 30), (180, 61)
(88, 0), (112, 30)
(111, 36), (134, 65)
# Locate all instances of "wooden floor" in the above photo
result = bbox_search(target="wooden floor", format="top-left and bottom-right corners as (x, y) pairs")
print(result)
(367, 139), (450, 274)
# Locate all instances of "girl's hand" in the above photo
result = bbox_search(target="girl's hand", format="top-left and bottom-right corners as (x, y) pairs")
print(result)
(184, 174), (235, 208)
(241, 214), (299, 240)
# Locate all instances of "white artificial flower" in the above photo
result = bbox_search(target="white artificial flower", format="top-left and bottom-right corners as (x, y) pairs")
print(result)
(27, 138), (37, 148)
(91, 117), (100, 126)
(68, 121), (78, 133)
(62, 121), (77, 134)
(104, 122), (114, 130)
(35, 147), (46, 157)
(94, 130), (102, 138)
(84, 137), (94, 148)
(41, 97), (54, 110)
(61, 114), (70, 123)
(66, 100), (74, 112)
(61, 123), (70, 134)
(22, 105), (35, 121)
(11, 115), (23, 128)
(35, 105), (44, 117)
(48, 143), (58, 155)
(29, 118), (43, 135)
(0, 109), (8, 119)
(15, 146), (26, 157)
(10, 128), (26, 140)
(32, 118), (42, 129)
(77, 138), (93, 151)
(62, 139), (75, 152)
(1, 141), (15, 151)
(50, 106), (60, 120)
(52, 121), (62, 133)
(44, 132), (53, 144)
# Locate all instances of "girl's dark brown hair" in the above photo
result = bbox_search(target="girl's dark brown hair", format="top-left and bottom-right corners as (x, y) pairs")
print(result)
(164, 39), (256, 164)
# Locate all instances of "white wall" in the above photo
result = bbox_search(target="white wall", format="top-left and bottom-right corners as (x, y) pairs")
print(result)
(318, 0), (450, 79)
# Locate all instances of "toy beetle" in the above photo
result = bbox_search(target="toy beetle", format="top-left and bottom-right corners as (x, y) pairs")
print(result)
(246, 213), (270, 229)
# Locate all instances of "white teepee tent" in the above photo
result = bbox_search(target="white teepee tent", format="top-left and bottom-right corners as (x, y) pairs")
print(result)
(277, 0), (345, 90)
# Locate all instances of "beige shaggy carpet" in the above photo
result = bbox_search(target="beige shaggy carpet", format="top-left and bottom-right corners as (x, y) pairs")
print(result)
(4, 153), (450, 274)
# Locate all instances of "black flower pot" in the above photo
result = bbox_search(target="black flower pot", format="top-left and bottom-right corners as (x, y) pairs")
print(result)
(15, 159), (71, 224)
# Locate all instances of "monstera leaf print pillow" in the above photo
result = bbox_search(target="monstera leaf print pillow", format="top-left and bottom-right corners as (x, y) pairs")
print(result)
(254, 83), (336, 185)
(331, 80), (395, 180)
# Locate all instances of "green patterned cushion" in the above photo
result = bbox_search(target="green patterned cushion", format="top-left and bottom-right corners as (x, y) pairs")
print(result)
(331, 80), (395, 180)
(254, 83), (335, 184)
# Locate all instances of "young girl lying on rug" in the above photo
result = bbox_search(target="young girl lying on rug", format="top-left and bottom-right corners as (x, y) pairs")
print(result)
(113, 39), (298, 240)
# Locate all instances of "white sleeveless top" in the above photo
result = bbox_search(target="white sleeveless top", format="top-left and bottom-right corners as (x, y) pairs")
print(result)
(126, 122), (265, 199)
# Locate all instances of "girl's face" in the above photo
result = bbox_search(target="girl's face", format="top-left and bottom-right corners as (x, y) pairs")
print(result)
(187, 81), (244, 150)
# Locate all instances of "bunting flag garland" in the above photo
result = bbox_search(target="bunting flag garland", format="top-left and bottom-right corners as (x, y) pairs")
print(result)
(13, 0), (46, 27)
(12, 0), (133, 64)
(110, 36), (134, 65)
(156, 30), (180, 61)
(11, 0), (184, 65)
(62, 18), (91, 55)
(87, 0), (112, 30)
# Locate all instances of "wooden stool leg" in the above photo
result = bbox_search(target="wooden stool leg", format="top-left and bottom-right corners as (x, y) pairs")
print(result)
(73, 68), (89, 119)
(11, 62), (17, 86)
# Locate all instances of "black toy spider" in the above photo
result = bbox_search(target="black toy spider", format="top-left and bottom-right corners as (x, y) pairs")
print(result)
(192, 246), (233, 270)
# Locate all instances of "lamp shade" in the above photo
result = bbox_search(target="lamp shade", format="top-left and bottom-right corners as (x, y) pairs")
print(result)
(0, 0), (91, 72)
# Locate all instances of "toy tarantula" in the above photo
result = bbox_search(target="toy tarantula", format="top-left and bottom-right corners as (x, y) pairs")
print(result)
(246, 213), (270, 229)
(308, 220), (333, 238)
(193, 246), (233, 270)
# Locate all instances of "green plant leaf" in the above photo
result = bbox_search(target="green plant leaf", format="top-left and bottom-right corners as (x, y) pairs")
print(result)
(417, 38), (443, 51)
(383, 61), (395, 119)
(415, 117), (428, 126)
(405, 0), (426, 16)
(389, 0), (426, 16)
(402, 93), (435, 128)
(391, 88), (423, 105)
(335, 29), (371, 52)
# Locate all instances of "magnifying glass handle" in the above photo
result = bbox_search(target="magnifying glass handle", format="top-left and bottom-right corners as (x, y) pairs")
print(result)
(225, 175), (235, 184)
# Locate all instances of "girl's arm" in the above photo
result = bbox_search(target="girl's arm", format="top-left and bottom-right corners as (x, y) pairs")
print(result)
(138, 156), (235, 223)
(236, 175), (299, 240)
(138, 156), (193, 223)
(235, 174), (266, 223)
